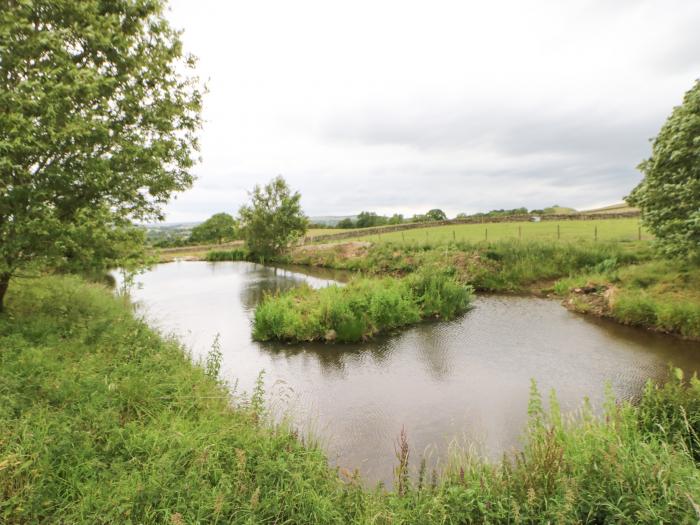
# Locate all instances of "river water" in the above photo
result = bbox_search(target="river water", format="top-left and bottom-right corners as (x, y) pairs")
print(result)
(124, 261), (700, 485)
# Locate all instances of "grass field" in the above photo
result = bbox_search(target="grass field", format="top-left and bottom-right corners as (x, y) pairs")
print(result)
(349, 218), (648, 244)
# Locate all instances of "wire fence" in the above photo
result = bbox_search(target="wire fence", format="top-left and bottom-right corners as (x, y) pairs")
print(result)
(351, 218), (650, 245)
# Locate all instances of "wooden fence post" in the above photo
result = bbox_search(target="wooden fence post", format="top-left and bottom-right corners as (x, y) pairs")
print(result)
(594, 225), (598, 241)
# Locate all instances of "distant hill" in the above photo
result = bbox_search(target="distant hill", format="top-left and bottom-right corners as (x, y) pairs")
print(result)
(308, 215), (357, 227)
(542, 206), (577, 215)
(143, 222), (200, 243)
(144, 222), (200, 231)
(581, 202), (639, 215)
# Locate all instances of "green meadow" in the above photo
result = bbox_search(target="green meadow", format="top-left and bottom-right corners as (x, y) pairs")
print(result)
(346, 218), (647, 244)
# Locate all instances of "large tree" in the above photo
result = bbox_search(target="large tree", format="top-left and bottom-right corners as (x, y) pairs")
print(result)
(628, 80), (700, 259)
(238, 176), (307, 259)
(189, 213), (238, 244)
(0, 0), (203, 310)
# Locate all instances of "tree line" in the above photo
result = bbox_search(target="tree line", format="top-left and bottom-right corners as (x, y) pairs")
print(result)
(329, 205), (574, 229)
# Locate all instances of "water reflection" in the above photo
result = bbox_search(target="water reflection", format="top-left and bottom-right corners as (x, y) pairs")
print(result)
(125, 261), (700, 486)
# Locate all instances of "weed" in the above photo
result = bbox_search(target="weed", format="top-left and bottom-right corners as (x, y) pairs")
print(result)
(204, 333), (223, 379)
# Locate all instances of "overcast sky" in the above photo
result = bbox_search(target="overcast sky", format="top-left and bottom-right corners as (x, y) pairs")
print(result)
(163, 0), (700, 222)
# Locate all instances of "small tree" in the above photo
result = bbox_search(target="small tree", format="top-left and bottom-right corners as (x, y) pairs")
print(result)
(388, 213), (404, 225)
(425, 209), (448, 221)
(190, 213), (238, 244)
(355, 211), (389, 228)
(628, 80), (700, 259)
(238, 177), (308, 259)
(0, 0), (203, 311)
(337, 218), (356, 229)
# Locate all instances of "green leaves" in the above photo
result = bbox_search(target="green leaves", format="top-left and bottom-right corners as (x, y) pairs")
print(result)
(628, 80), (700, 259)
(238, 176), (308, 259)
(0, 0), (203, 307)
(189, 213), (238, 245)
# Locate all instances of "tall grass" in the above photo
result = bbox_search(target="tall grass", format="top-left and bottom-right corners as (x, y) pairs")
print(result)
(0, 276), (351, 524)
(555, 258), (700, 339)
(253, 267), (473, 343)
(205, 246), (250, 261)
(289, 239), (649, 292)
(2, 276), (700, 522)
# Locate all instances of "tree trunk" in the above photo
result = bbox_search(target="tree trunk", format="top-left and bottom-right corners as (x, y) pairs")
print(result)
(0, 273), (10, 313)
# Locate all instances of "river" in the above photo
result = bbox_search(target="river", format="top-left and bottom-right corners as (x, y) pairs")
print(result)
(122, 260), (700, 486)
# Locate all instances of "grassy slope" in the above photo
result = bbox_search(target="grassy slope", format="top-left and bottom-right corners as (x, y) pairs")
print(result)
(582, 202), (639, 215)
(2, 276), (700, 522)
(351, 218), (647, 244)
(0, 276), (351, 524)
(286, 239), (648, 292)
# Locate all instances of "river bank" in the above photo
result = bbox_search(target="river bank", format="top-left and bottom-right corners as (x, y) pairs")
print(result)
(202, 238), (700, 341)
(120, 261), (700, 487)
(2, 274), (700, 522)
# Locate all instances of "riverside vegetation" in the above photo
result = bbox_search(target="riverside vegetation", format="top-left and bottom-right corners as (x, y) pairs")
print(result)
(2, 275), (700, 523)
(555, 258), (700, 339)
(206, 237), (700, 341)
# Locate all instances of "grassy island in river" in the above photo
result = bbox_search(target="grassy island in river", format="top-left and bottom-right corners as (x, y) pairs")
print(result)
(253, 268), (473, 343)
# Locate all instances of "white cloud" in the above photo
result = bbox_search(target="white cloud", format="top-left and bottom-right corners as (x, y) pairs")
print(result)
(163, 0), (700, 222)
